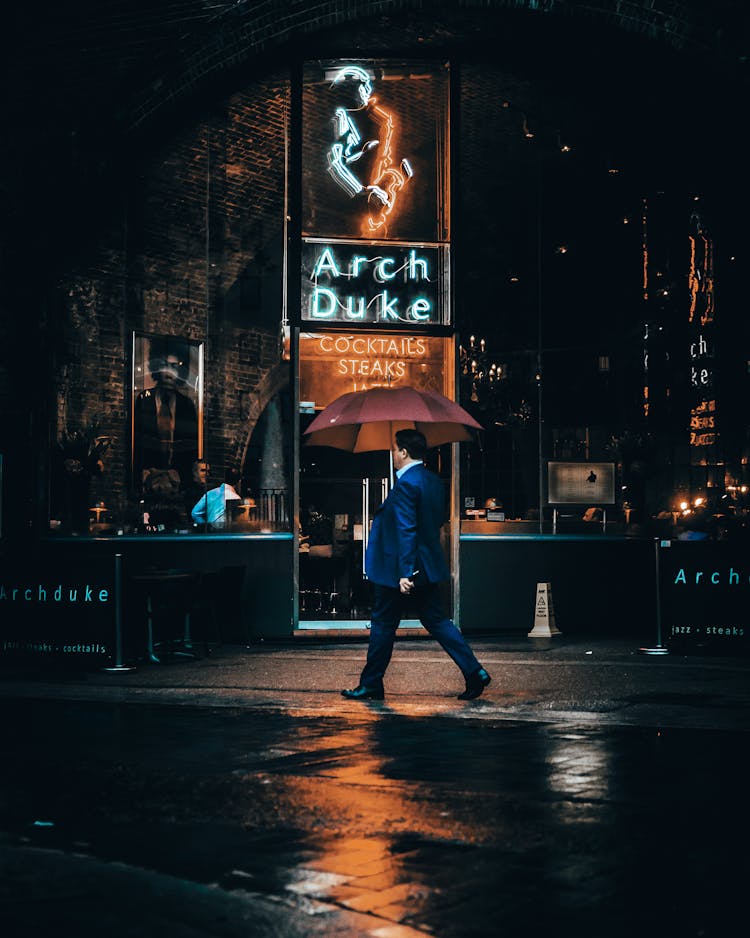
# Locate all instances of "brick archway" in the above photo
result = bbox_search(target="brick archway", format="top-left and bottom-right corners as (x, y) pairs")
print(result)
(124, 0), (736, 135)
(235, 360), (291, 473)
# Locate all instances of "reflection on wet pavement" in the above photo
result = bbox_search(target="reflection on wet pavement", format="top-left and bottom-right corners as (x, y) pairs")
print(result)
(544, 732), (612, 801)
(1, 700), (748, 937)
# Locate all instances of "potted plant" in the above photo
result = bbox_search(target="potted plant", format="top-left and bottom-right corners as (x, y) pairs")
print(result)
(54, 418), (112, 533)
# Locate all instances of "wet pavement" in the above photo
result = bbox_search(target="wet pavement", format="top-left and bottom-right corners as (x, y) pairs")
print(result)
(1, 636), (749, 937)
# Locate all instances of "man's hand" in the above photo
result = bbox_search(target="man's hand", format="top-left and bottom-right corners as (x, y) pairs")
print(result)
(399, 577), (414, 594)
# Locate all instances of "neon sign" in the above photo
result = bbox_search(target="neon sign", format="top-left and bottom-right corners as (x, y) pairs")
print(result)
(688, 228), (714, 326)
(689, 400), (717, 448)
(301, 239), (447, 325)
(690, 332), (713, 389)
(299, 331), (450, 403)
(687, 214), (719, 456)
(327, 65), (413, 237)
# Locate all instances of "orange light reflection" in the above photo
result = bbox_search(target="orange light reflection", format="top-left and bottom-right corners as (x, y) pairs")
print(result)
(257, 710), (482, 926)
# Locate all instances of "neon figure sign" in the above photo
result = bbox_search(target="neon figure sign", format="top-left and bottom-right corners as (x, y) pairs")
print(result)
(327, 65), (413, 237)
(301, 240), (445, 325)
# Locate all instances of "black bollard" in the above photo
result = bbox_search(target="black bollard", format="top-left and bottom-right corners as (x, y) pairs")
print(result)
(638, 537), (670, 655)
(102, 552), (136, 672)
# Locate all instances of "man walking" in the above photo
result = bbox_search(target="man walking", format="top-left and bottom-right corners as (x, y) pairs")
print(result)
(342, 429), (491, 701)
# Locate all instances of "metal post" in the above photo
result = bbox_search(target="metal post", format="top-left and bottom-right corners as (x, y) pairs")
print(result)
(536, 147), (544, 535)
(362, 478), (370, 578)
(102, 553), (136, 672)
(639, 537), (670, 655)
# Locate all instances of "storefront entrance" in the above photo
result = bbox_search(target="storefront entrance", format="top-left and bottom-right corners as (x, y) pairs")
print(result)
(298, 444), (453, 631)
(296, 329), (456, 631)
(298, 462), (388, 628)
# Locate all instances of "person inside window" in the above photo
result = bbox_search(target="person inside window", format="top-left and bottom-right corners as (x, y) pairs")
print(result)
(184, 459), (210, 518)
(191, 468), (241, 530)
(133, 338), (199, 489)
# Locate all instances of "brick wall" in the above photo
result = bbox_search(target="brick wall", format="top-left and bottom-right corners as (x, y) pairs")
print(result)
(48, 74), (290, 527)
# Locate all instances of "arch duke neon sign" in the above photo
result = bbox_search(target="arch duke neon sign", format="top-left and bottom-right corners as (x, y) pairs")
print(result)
(301, 239), (447, 325)
(326, 64), (413, 237)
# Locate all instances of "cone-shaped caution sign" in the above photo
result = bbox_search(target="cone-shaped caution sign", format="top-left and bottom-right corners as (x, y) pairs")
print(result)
(529, 582), (562, 637)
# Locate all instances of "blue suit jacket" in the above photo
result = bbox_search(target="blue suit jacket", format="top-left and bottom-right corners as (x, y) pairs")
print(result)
(365, 463), (451, 588)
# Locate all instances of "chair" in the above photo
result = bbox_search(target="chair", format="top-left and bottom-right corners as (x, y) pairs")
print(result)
(190, 570), (222, 653)
(217, 565), (249, 645)
(189, 565), (248, 649)
(129, 568), (199, 663)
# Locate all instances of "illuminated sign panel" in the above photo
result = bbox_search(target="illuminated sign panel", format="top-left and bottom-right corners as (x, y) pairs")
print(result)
(300, 59), (450, 325)
(326, 64), (415, 238)
(547, 462), (616, 506)
(302, 60), (449, 244)
(299, 331), (451, 407)
(301, 238), (448, 325)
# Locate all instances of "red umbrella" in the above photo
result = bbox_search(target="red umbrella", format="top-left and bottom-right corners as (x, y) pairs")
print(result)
(304, 386), (482, 452)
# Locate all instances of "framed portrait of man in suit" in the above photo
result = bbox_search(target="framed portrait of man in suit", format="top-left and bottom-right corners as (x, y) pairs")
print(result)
(131, 333), (203, 492)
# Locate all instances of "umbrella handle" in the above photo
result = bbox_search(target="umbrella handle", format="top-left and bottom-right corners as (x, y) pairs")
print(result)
(389, 420), (394, 487)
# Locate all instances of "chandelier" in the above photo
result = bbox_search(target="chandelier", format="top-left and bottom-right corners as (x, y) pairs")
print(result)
(459, 335), (533, 427)
(459, 335), (503, 406)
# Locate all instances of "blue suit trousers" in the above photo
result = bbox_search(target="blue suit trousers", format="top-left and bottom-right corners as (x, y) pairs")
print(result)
(360, 582), (482, 687)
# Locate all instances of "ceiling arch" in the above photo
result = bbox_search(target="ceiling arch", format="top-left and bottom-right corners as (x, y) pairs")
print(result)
(124, 0), (748, 133)
(8, 0), (749, 141)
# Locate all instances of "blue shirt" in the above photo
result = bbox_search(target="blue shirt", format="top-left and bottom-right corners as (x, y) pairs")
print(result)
(396, 460), (421, 480)
(191, 484), (240, 526)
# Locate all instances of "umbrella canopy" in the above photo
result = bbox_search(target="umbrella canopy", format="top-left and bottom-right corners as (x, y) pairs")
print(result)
(304, 386), (483, 452)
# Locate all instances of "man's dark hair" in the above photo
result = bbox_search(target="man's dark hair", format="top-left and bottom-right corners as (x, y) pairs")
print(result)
(148, 336), (190, 379)
(395, 428), (427, 459)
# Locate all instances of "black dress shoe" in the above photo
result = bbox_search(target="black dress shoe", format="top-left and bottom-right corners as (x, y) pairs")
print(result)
(341, 684), (384, 700)
(458, 668), (491, 700)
